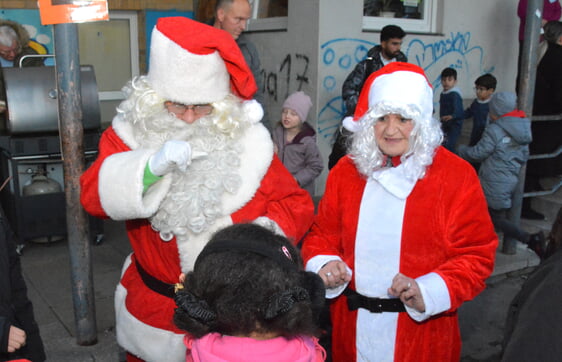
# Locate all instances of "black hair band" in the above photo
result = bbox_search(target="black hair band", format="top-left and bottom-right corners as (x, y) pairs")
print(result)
(196, 239), (298, 271)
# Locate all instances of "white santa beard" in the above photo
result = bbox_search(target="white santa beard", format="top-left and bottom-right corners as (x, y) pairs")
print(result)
(134, 112), (244, 236)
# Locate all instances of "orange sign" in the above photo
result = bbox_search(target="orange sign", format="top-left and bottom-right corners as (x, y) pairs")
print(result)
(38, 0), (109, 25)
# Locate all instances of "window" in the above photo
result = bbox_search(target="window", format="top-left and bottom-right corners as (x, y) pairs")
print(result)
(78, 11), (139, 127)
(362, 0), (441, 34)
(255, 0), (287, 17)
(247, 0), (288, 31)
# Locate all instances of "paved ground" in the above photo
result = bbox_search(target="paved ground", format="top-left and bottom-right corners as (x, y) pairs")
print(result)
(19, 220), (540, 361)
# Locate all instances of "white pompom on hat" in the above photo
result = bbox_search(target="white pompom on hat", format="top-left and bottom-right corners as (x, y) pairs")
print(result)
(148, 17), (257, 105)
(343, 62), (433, 132)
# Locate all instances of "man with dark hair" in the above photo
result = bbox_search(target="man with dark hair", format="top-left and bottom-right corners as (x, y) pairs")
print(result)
(212, 0), (270, 131)
(329, 24), (407, 169)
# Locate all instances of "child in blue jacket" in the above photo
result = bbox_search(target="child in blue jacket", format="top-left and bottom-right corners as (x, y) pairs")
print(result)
(458, 92), (545, 258)
(439, 67), (464, 153)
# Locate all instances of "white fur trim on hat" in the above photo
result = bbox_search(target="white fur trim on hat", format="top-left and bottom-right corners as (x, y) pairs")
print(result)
(342, 116), (360, 132)
(367, 70), (433, 123)
(242, 99), (264, 124)
(148, 29), (230, 105)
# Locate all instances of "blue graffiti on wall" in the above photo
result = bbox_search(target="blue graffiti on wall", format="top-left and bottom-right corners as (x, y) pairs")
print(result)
(318, 32), (494, 142)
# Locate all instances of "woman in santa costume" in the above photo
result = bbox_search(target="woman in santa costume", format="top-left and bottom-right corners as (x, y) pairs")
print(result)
(80, 17), (314, 362)
(301, 62), (498, 362)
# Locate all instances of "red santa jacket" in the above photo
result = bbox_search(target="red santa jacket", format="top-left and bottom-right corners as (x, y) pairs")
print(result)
(80, 122), (314, 361)
(302, 148), (497, 362)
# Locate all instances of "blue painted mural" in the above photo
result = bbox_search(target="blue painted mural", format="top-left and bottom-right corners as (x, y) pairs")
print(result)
(0, 9), (54, 65)
(314, 32), (494, 142)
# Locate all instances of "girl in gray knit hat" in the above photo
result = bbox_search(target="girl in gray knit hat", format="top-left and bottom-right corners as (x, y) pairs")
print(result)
(272, 91), (324, 196)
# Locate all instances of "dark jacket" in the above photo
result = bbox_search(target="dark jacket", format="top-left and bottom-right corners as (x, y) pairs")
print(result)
(464, 99), (490, 146)
(341, 45), (407, 117)
(0, 208), (45, 361)
(528, 41), (562, 177)
(502, 247), (562, 361)
(534, 42), (562, 116)
(236, 33), (269, 131)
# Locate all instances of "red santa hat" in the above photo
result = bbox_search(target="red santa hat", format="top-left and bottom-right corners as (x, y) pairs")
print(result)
(343, 62), (433, 132)
(147, 17), (257, 104)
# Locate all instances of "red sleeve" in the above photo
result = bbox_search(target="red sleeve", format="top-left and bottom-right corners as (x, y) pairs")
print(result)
(301, 157), (365, 269)
(431, 166), (497, 309)
(232, 155), (315, 244)
(80, 127), (131, 218)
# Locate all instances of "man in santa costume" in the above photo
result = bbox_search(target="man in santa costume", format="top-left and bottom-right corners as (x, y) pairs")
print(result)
(80, 17), (314, 362)
(301, 62), (497, 362)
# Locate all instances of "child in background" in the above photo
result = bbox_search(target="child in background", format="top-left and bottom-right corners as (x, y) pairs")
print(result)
(439, 67), (464, 152)
(458, 92), (545, 258)
(465, 74), (497, 147)
(173, 223), (326, 362)
(272, 91), (324, 195)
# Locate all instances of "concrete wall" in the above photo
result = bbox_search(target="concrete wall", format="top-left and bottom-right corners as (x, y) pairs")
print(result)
(246, 0), (522, 195)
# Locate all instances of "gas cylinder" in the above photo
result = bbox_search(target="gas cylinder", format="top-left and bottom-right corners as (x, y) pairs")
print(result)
(23, 174), (62, 196)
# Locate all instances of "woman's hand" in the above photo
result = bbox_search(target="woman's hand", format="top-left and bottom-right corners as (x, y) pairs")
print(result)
(388, 273), (426, 313)
(319, 260), (351, 289)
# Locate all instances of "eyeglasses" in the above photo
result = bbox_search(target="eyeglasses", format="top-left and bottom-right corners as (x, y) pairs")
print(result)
(164, 101), (214, 116)
(0, 43), (21, 57)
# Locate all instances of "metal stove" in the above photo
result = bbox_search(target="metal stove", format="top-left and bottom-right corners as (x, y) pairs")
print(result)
(0, 65), (103, 247)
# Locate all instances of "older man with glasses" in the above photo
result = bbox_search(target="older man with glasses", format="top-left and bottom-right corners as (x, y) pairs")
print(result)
(80, 17), (314, 362)
(0, 20), (45, 114)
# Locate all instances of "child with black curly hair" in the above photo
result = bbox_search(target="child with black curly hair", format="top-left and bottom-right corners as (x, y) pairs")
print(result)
(173, 223), (326, 361)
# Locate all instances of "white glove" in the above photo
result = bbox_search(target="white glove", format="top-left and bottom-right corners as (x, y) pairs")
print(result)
(148, 140), (192, 176)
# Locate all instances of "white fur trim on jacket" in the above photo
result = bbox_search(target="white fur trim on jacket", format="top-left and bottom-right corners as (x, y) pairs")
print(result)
(115, 273), (185, 361)
(98, 148), (172, 220)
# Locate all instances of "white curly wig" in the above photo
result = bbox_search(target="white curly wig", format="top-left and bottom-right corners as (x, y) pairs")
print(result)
(343, 62), (443, 181)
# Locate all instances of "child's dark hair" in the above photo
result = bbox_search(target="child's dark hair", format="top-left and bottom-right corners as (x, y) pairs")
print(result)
(173, 223), (325, 339)
(475, 73), (497, 90)
(441, 67), (457, 80)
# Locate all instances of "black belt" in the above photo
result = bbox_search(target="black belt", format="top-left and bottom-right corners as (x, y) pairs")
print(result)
(344, 288), (405, 313)
(135, 259), (176, 299)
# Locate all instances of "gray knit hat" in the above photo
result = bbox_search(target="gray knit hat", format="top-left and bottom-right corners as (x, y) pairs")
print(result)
(282, 91), (313, 121)
(489, 91), (517, 118)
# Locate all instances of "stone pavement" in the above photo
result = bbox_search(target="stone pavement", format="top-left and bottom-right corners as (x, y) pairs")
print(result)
(19, 220), (541, 362)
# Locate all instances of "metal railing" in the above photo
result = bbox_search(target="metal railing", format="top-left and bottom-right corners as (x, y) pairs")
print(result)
(524, 113), (562, 199)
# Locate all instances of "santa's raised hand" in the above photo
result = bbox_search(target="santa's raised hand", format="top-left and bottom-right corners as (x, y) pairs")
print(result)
(148, 140), (193, 176)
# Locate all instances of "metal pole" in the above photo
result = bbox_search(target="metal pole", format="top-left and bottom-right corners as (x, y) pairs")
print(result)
(54, 23), (98, 345)
(504, 0), (543, 254)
